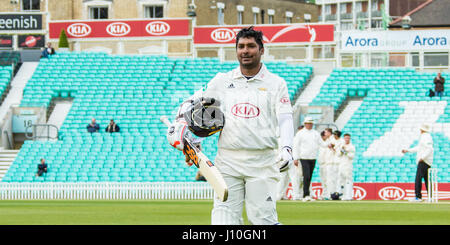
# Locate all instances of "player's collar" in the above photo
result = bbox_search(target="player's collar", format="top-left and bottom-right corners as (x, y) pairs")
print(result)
(233, 63), (267, 81)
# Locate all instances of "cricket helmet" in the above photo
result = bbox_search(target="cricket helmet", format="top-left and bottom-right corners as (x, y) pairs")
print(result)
(183, 97), (225, 137)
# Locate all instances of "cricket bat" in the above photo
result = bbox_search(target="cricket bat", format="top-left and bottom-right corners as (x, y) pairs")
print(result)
(160, 116), (228, 202)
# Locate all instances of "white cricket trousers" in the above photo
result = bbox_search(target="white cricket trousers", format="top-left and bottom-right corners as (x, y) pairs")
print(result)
(277, 164), (302, 200)
(319, 162), (329, 199)
(211, 148), (280, 225)
(326, 162), (340, 194)
(338, 163), (353, 200)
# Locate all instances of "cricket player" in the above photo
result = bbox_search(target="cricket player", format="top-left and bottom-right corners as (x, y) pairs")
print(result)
(167, 27), (294, 225)
(337, 133), (355, 201)
(327, 130), (344, 199)
(402, 123), (434, 202)
(317, 128), (332, 200)
(277, 128), (303, 201)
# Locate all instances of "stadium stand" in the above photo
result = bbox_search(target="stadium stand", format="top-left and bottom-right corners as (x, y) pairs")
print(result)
(2, 52), (312, 183)
(0, 65), (13, 105)
(310, 68), (449, 183)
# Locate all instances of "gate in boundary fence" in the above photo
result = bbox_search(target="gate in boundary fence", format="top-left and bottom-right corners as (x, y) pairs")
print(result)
(0, 182), (214, 200)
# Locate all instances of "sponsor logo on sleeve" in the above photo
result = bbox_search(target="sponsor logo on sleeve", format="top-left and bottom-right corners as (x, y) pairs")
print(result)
(280, 96), (290, 104)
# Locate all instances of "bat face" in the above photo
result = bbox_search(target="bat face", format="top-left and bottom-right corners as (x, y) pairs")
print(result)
(184, 139), (200, 168)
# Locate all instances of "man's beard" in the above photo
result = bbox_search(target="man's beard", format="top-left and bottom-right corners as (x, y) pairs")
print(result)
(239, 56), (261, 69)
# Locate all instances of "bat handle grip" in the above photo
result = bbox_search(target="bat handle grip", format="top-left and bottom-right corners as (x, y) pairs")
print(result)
(160, 116), (172, 127)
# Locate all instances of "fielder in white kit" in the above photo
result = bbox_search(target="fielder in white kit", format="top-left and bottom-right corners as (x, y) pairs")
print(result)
(317, 128), (332, 200)
(337, 133), (355, 201)
(328, 130), (345, 199)
(167, 27), (294, 225)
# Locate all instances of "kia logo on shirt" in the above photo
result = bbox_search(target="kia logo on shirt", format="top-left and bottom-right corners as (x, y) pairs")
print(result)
(231, 103), (260, 118)
(67, 23), (91, 37)
(211, 28), (235, 42)
(106, 22), (131, 36)
(145, 21), (170, 35)
(378, 186), (406, 200)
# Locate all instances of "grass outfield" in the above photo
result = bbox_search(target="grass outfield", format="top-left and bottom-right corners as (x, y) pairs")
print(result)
(0, 200), (449, 225)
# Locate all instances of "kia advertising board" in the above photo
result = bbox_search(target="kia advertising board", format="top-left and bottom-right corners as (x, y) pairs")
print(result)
(285, 183), (450, 201)
(341, 30), (450, 52)
(194, 24), (334, 45)
(49, 19), (190, 39)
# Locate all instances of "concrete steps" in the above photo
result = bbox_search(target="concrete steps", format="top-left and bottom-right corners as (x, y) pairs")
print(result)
(0, 149), (19, 181)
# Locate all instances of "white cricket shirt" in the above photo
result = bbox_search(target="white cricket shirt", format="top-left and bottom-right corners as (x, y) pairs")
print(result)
(292, 128), (324, 160)
(407, 132), (434, 166)
(203, 63), (293, 151)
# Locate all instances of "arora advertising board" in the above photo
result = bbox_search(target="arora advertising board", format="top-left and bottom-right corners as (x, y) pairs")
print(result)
(194, 24), (334, 45)
(341, 30), (450, 52)
(49, 19), (190, 39)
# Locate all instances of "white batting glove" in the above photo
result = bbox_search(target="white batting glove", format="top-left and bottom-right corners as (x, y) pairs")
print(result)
(277, 146), (293, 172)
(166, 119), (188, 151)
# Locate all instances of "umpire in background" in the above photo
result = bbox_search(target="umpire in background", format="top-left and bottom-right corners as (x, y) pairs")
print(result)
(293, 117), (323, 202)
(402, 123), (434, 202)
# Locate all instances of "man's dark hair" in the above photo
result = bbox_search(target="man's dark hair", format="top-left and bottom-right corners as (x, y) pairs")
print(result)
(236, 26), (264, 50)
(333, 130), (342, 138)
(325, 128), (333, 134)
(344, 133), (351, 137)
(320, 130), (325, 137)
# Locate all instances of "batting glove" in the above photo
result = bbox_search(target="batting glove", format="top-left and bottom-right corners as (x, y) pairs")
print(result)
(166, 119), (189, 151)
(278, 146), (293, 172)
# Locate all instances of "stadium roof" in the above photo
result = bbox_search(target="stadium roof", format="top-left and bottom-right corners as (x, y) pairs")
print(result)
(390, 0), (450, 28)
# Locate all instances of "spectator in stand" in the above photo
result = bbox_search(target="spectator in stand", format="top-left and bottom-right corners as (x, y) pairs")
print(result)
(105, 119), (120, 133)
(41, 42), (56, 58)
(35, 158), (48, 177)
(433, 72), (445, 98)
(87, 118), (100, 133)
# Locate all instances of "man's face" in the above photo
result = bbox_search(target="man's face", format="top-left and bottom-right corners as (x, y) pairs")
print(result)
(344, 135), (351, 144)
(304, 123), (313, 130)
(325, 130), (332, 137)
(92, 119), (96, 124)
(236, 37), (264, 69)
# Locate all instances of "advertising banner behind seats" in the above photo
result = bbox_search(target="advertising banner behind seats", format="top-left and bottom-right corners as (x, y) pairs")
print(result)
(284, 183), (450, 201)
(194, 24), (335, 45)
(341, 30), (450, 51)
(0, 14), (42, 31)
(49, 19), (190, 39)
